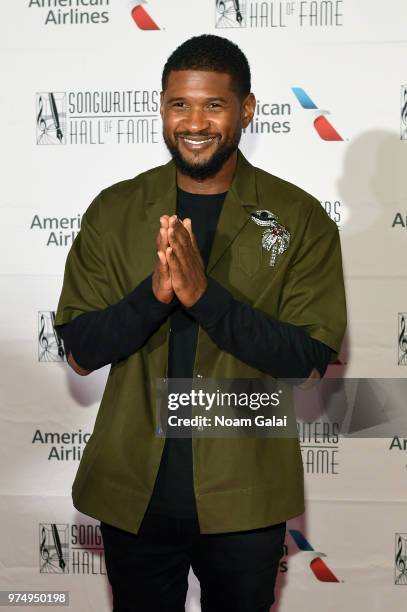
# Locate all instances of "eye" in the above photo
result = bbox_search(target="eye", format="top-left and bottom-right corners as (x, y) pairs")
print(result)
(208, 102), (222, 109)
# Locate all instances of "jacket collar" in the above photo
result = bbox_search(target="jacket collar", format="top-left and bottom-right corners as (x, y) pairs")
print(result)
(145, 149), (259, 274)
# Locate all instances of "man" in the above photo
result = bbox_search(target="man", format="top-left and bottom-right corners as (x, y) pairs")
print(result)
(55, 35), (346, 612)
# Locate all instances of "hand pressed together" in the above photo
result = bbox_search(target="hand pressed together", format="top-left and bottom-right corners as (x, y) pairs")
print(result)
(152, 215), (174, 304)
(152, 214), (208, 308)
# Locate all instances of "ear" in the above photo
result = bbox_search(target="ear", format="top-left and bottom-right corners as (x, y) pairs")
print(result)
(241, 93), (256, 129)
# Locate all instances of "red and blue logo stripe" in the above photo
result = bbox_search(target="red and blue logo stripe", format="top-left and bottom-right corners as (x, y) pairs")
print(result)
(292, 87), (343, 141)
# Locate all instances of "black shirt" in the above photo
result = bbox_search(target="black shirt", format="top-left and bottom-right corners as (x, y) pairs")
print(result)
(146, 187), (226, 518)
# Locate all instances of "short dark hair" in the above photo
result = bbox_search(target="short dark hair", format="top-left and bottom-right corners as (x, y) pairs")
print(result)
(161, 34), (251, 99)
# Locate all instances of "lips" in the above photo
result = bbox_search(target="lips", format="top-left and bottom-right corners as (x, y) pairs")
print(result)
(177, 134), (219, 152)
(183, 137), (213, 145)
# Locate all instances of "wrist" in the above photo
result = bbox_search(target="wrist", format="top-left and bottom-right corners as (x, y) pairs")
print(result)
(129, 274), (180, 311)
(188, 279), (208, 308)
(183, 277), (233, 327)
(152, 287), (176, 305)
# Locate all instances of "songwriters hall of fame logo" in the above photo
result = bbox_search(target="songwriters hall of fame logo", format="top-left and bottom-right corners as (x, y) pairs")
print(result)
(36, 92), (66, 145)
(215, 0), (345, 29)
(395, 533), (407, 584)
(39, 524), (69, 573)
(216, 0), (246, 28)
(35, 89), (160, 145)
(398, 313), (407, 366)
(39, 522), (105, 575)
(38, 311), (66, 362)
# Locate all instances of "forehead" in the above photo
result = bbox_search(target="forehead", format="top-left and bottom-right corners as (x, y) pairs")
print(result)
(163, 70), (236, 99)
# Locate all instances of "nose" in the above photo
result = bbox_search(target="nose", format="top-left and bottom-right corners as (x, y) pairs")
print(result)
(181, 107), (211, 134)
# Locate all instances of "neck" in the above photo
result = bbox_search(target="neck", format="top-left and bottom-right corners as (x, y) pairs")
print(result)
(176, 151), (237, 194)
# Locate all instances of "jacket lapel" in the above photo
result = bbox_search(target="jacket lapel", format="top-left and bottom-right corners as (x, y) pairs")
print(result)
(145, 159), (177, 244)
(206, 150), (259, 274)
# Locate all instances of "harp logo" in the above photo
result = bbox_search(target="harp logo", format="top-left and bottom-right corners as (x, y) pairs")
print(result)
(130, 1), (160, 30)
(291, 87), (344, 141)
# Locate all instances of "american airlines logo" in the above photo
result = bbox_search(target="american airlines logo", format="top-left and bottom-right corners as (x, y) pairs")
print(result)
(289, 529), (340, 582)
(291, 87), (344, 141)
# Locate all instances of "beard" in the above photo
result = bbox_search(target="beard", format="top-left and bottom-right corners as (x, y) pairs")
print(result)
(163, 128), (241, 180)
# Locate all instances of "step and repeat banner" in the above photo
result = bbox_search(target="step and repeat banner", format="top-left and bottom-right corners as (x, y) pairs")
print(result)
(1, 1), (407, 610)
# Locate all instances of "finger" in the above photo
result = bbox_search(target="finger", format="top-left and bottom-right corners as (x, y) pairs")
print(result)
(168, 222), (184, 248)
(167, 216), (179, 246)
(178, 220), (203, 269)
(169, 218), (191, 249)
(159, 226), (169, 250)
(182, 218), (193, 238)
(182, 218), (199, 252)
(157, 250), (171, 284)
(168, 230), (189, 272)
(160, 215), (170, 229)
(169, 222), (202, 276)
(156, 227), (165, 252)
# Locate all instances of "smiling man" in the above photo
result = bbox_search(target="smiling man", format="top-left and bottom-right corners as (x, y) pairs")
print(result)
(54, 35), (346, 612)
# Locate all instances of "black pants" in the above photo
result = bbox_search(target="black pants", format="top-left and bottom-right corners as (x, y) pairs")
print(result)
(100, 508), (286, 612)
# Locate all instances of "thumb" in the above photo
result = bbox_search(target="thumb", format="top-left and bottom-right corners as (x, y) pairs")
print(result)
(157, 250), (169, 269)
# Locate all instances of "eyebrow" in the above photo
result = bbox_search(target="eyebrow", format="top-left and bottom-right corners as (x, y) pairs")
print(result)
(166, 96), (229, 104)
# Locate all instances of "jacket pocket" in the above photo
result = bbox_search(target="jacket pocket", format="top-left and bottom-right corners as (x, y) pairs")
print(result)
(237, 245), (262, 277)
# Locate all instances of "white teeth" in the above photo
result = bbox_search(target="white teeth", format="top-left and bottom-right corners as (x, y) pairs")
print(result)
(183, 137), (213, 145)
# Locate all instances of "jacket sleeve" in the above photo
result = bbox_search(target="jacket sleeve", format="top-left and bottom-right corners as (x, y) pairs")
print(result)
(54, 192), (178, 371)
(276, 208), (347, 363)
(183, 276), (332, 380)
(57, 274), (178, 371)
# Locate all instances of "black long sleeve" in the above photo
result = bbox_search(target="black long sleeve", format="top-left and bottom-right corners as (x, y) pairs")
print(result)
(59, 272), (331, 379)
(184, 276), (332, 380)
(57, 273), (179, 371)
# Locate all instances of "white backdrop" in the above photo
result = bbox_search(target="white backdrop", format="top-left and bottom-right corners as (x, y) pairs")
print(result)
(1, 1), (407, 610)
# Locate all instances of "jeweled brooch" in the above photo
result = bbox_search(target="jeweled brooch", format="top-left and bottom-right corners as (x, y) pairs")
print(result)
(250, 210), (290, 267)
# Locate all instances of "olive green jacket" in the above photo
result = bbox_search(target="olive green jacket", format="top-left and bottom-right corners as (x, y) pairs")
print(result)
(55, 150), (347, 535)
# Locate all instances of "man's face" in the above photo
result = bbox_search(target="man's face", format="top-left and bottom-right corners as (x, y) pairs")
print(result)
(160, 70), (255, 180)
